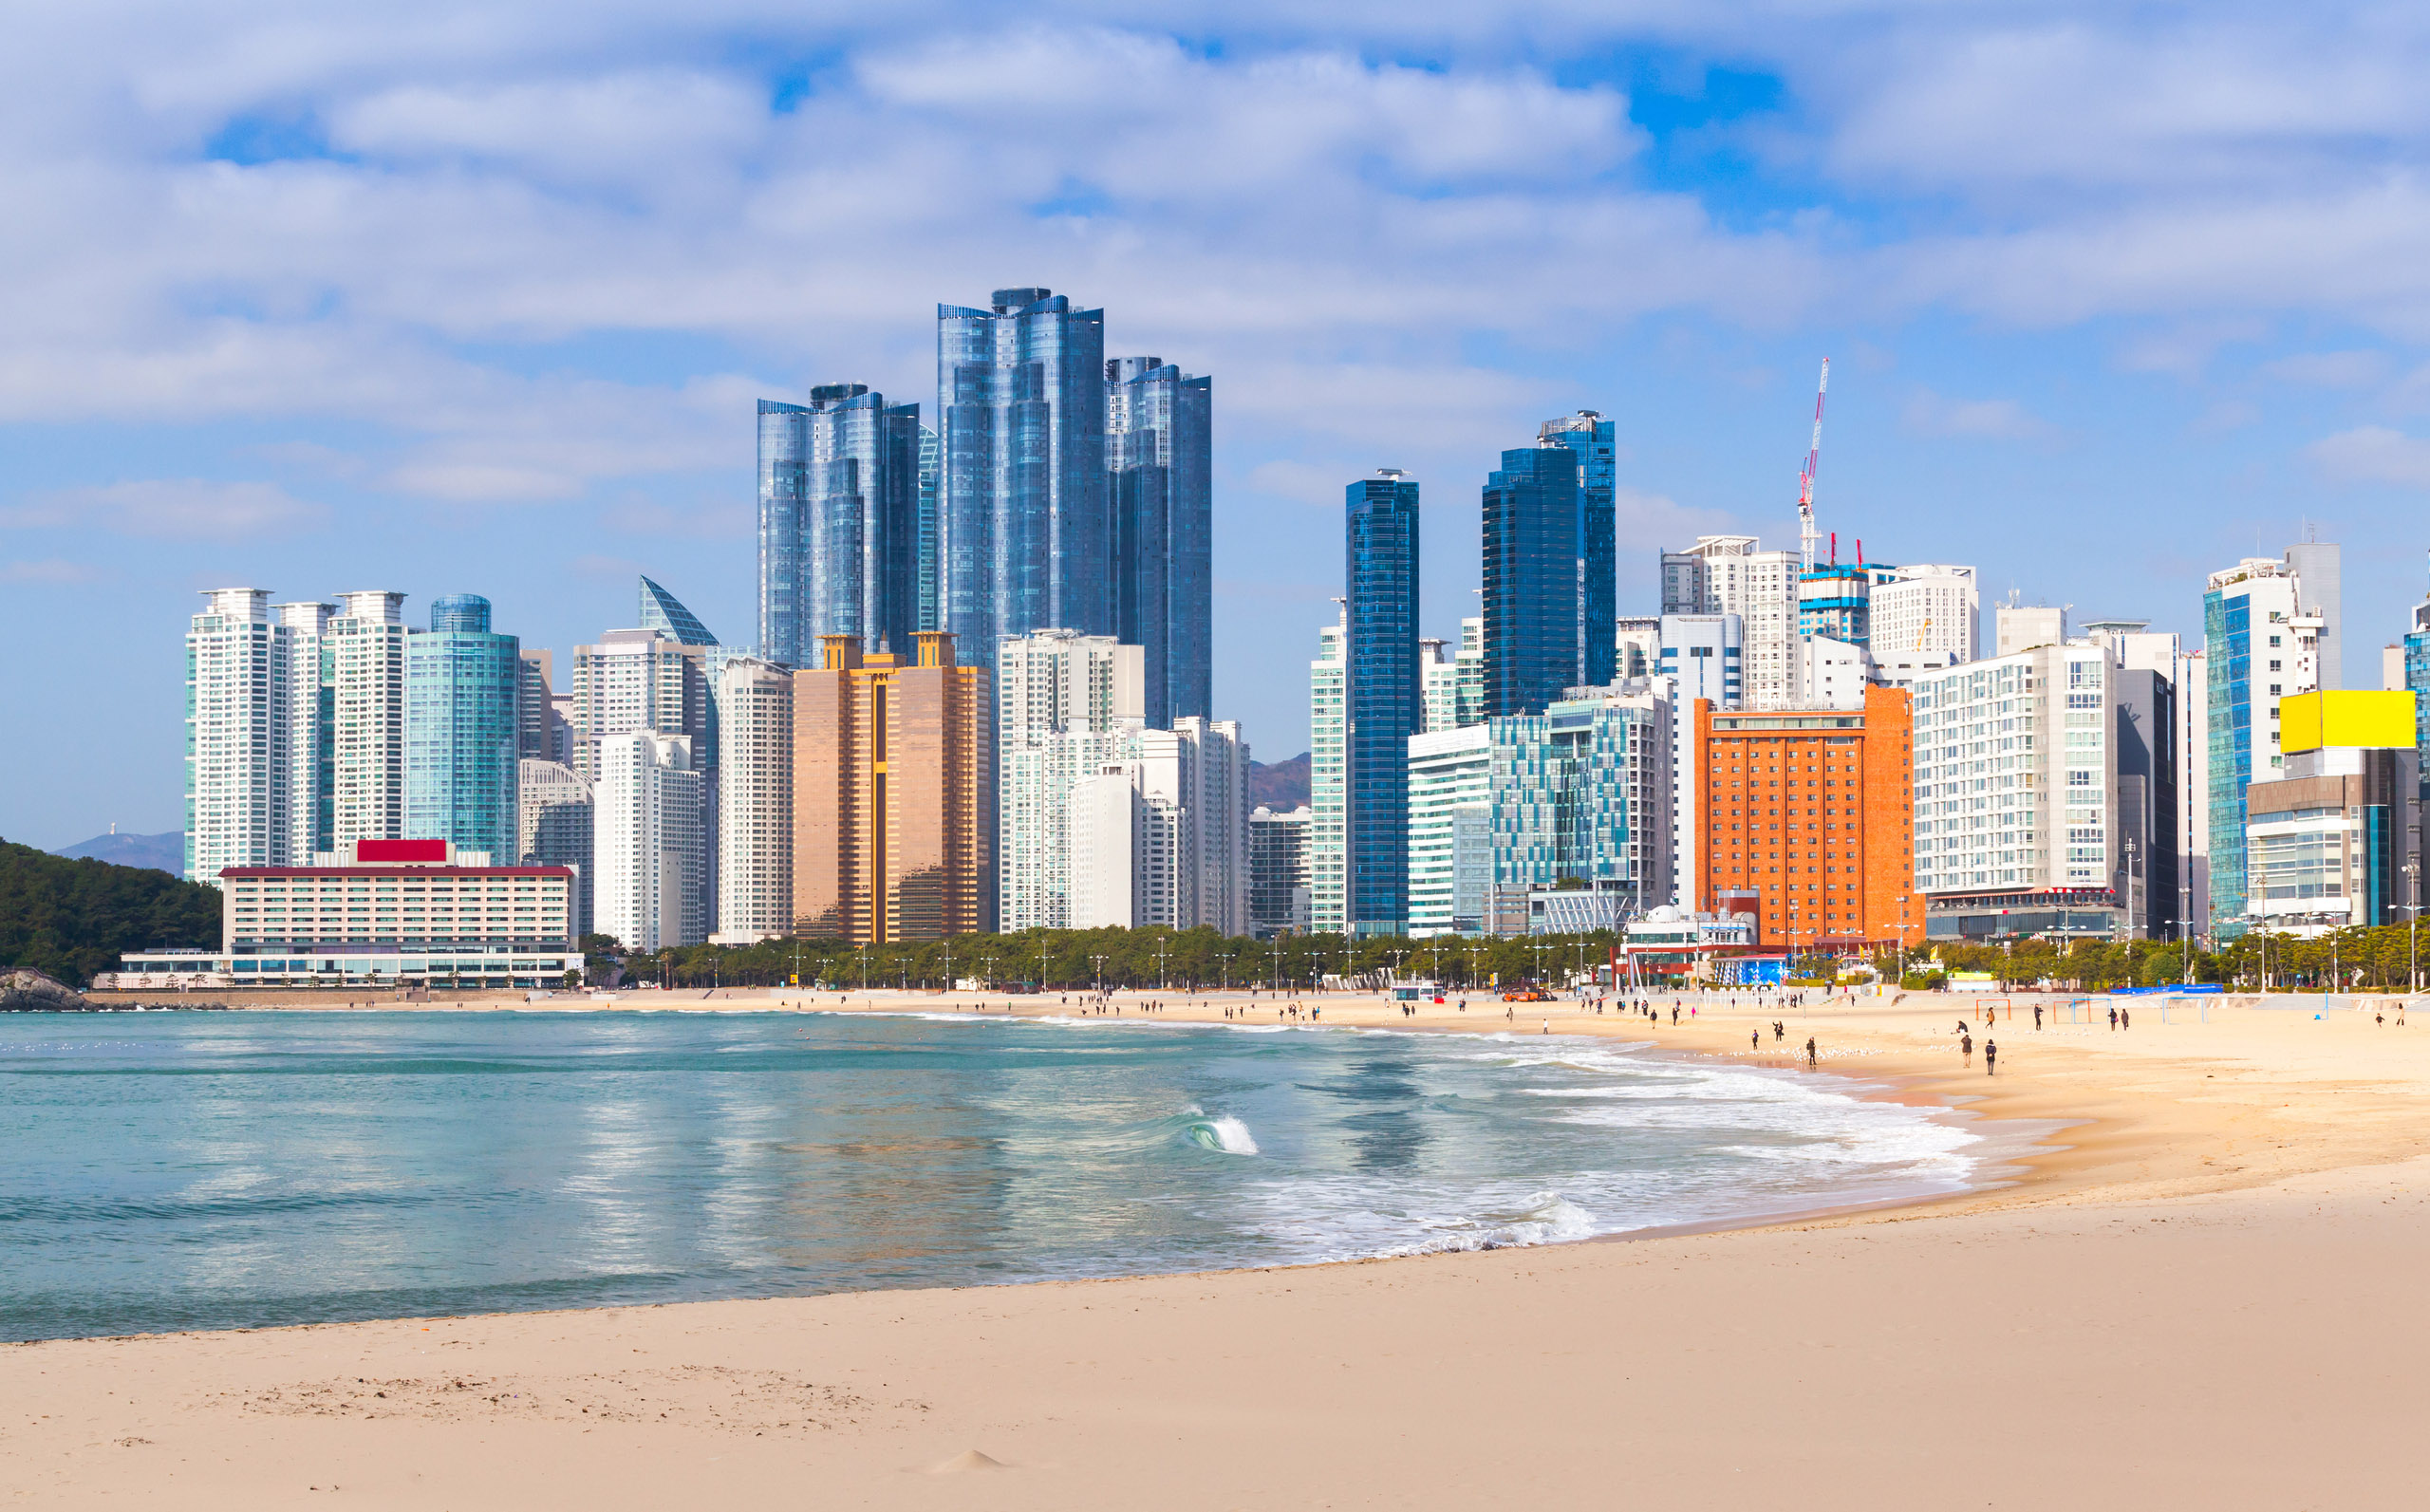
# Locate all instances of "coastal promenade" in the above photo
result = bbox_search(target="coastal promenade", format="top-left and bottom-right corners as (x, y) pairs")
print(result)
(10, 985), (2427, 1506)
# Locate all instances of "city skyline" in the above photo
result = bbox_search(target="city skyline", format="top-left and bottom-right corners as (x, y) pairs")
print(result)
(18, 7), (2430, 846)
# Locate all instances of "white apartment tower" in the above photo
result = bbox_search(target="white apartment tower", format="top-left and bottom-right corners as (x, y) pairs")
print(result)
(1309, 608), (1348, 931)
(1660, 536), (1800, 710)
(1056, 719), (1248, 933)
(184, 588), (292, 886)
(592, 731), (704, 952)
(518, 757), (595, 939)
(714, 656), (794, 942)
(997, 628), (1150, 931)
(274, 599), (333, 862)
(1871, 565), (1979, 663)
(328, 590), (407, 848)
(1407, 723), (1491, 935)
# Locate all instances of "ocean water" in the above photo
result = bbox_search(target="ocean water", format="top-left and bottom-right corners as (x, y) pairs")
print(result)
(0, 1010), (1981, 1342)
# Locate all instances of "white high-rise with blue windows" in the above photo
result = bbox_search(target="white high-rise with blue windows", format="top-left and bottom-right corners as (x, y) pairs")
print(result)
(2204, 555), (2325, 931)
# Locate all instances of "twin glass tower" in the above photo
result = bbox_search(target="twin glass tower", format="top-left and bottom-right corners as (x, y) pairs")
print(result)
(757, 289), (1212, 726)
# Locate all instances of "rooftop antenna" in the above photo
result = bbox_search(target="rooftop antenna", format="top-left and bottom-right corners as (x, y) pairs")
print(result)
(1796, 358), (1830, 574)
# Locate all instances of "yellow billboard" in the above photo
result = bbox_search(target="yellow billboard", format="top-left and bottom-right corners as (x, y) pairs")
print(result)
(2278, 690), (2418, 753)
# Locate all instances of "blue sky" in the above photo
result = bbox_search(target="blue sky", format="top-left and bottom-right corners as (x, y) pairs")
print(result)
(8, 1), (2430, 847)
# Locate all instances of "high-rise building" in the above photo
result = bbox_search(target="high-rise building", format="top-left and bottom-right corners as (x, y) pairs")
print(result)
(1062, 719), (1247, 932)
(1483, 441), (1586, 717)
(570, 629), (708, 780)
(1661, 536), (1801, 711)
(516, 649), (558, 760)
(404, 594), (520, 865)
(185, 588), (292, 885)
(1995, 604), (2066, 656)
(638, 575), (718, 647)
(1614, 616), (1660, 681)
(274, 599), (334, 864)
(997, 629), (1146, 931)
(1346, 470), (1422, 936)
(1798, 636), (1871, 710)
(1408, 724), (1491, 936)
(1659, 613), (1742, 908)
(2178, 646), (2211, 936)
(756, 385), (923, 669)
(793, 632), (992, 942)
(1872, 565), (1979, 663)
(1910, 640), (2177, 940)
(916, 423), (942, 633)
(2204, 556), (2325, 928)
(1795, 562), (1873, 648)
(1538, 410), (1618, 691)
(328, 590), (408, 849)
(2246, 692), (2420, 936)
(1419, 619), (1487, 734)
(1692, 684), (1918, 951)
(1489, 688), (1673, 930)
(1248, 805), (1312, 939)
(1308, 608), (1347, 932)
(938, 288), (1110, 654)
(591, 731), (704, 952)
(2402, 564), (2430, 795)
(2284, 539), (2343, 690)
(1107, 355), (1213, 725)
(518, 757), (594, 940)
(714, 656), (794, 943)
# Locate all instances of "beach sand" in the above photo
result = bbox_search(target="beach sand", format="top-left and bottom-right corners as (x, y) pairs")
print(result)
(14, 985), (2430, 1507)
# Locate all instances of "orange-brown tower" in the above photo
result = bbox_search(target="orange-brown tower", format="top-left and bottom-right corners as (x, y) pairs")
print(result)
(792, 631), (992, 942)
(1693, 683), (1919, 952)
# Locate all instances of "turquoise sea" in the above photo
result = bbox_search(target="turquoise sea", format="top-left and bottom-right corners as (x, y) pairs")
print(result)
(0, 1010), (1982, 1341)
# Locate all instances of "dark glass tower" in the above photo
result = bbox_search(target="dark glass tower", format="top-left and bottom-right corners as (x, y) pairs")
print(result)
(1482, 443), (1585, 717)
(1537, 410), (1617, 689)
(756, 389), (920, 666)
(938, 289), (1110, 656)
(1346, 470), (1421, 936)
(404, 593), (519, 861)
(1108, 355), (1212, 725)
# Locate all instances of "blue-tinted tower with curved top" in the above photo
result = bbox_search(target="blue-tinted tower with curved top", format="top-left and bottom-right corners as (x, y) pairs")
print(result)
(405, 593), (519, 860)
(1108, 355), (1212, 725)
(1482, 443), (1585, 719)
(1346, 470), (1421, 937)
(756, 390), (920, 667)
(1536, 410), (1617, 692)
(938, 289), (1110, 655)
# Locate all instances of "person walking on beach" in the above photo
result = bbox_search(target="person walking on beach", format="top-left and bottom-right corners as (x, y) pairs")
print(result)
(1752, 1027), (1762, 1051)
(2033, 1003), (2043, 1031)
(2122, 1007), (2130, 1030)
(2108, 1004), (2119, 1031)
(1671, 1005), (1680, 1026)
(1985, 1038), (1998, 1075)
(1804, 1036), (1817, 1066)
(1960, 1031), (1972, 1067)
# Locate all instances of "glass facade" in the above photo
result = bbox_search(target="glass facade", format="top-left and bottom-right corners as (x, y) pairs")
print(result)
(762, 384), (921, 664)
(638, 575), (717, 647)
(1536, 411), (1617, 691)
(2408, 626), (2430, 797)
(2206, 586), (2251, 926)
(938, 289), (1110, 655)
(1347, 472), (1421, 935)
(404, 594), (520, 862)
(916, 422), (942, 633)
(1107, 356), (1213, 726)
(1487, 696), (1662, 905)
(1482, 442), (1585, 718)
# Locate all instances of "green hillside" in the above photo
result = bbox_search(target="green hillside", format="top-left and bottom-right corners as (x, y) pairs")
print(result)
(0, 837), (221, 987)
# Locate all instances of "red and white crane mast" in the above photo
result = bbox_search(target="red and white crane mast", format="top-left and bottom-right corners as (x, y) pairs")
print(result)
(1795, 358), (1830, 573)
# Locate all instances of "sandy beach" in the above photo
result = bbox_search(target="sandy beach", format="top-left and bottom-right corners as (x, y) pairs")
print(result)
(12, 984), (2430, 1507)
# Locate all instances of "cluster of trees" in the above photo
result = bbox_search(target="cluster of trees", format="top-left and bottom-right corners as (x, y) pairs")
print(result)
(602, 920), (2430, 998)
(607, 925), (1623, 994)
(1897, 923), (2429, 994)
(0, 839), (223, 987)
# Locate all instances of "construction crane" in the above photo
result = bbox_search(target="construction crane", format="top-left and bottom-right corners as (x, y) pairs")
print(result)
(1796, 358), (1830, 573)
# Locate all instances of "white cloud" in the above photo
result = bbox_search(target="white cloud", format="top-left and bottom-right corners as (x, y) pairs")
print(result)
(2307, 425), (2430, 488)
(1900, 389), (2056, 441)
(0, 558), (100, 584)
(1, 479), (325, 536)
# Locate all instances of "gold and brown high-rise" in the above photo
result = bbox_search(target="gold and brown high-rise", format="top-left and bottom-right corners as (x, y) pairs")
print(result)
(793, 631), (992, 942)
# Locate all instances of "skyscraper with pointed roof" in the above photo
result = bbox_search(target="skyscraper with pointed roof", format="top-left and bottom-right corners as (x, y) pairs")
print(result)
(639, 575), (718, 647)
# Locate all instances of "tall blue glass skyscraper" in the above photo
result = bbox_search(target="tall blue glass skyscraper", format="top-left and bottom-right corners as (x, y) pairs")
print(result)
(404, 594), (519, 859)
(1346, 470), (1421, 936)
(938, 289), (1110, 654)
(757, 387), (920, 667)
(1482, 442), (1587, 718)
(1537, 410), (1617, 691)
(1108, 355), (1212, 725)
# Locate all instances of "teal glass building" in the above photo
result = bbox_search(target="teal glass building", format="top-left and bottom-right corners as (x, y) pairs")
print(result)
(405, 594), (520, 860)
(1347, 470), (1421, 936)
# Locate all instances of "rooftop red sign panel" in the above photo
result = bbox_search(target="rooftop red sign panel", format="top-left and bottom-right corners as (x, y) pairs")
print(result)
(357, 838), (449, 862)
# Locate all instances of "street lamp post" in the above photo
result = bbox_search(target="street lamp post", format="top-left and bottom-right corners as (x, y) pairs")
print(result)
(2405, 859), (2422, 995)
(857, 943), (869, 994)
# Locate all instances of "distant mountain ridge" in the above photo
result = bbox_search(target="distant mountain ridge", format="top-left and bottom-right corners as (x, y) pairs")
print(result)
(1247, 753), (1310, 812)
(51, 831), (183, 875)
